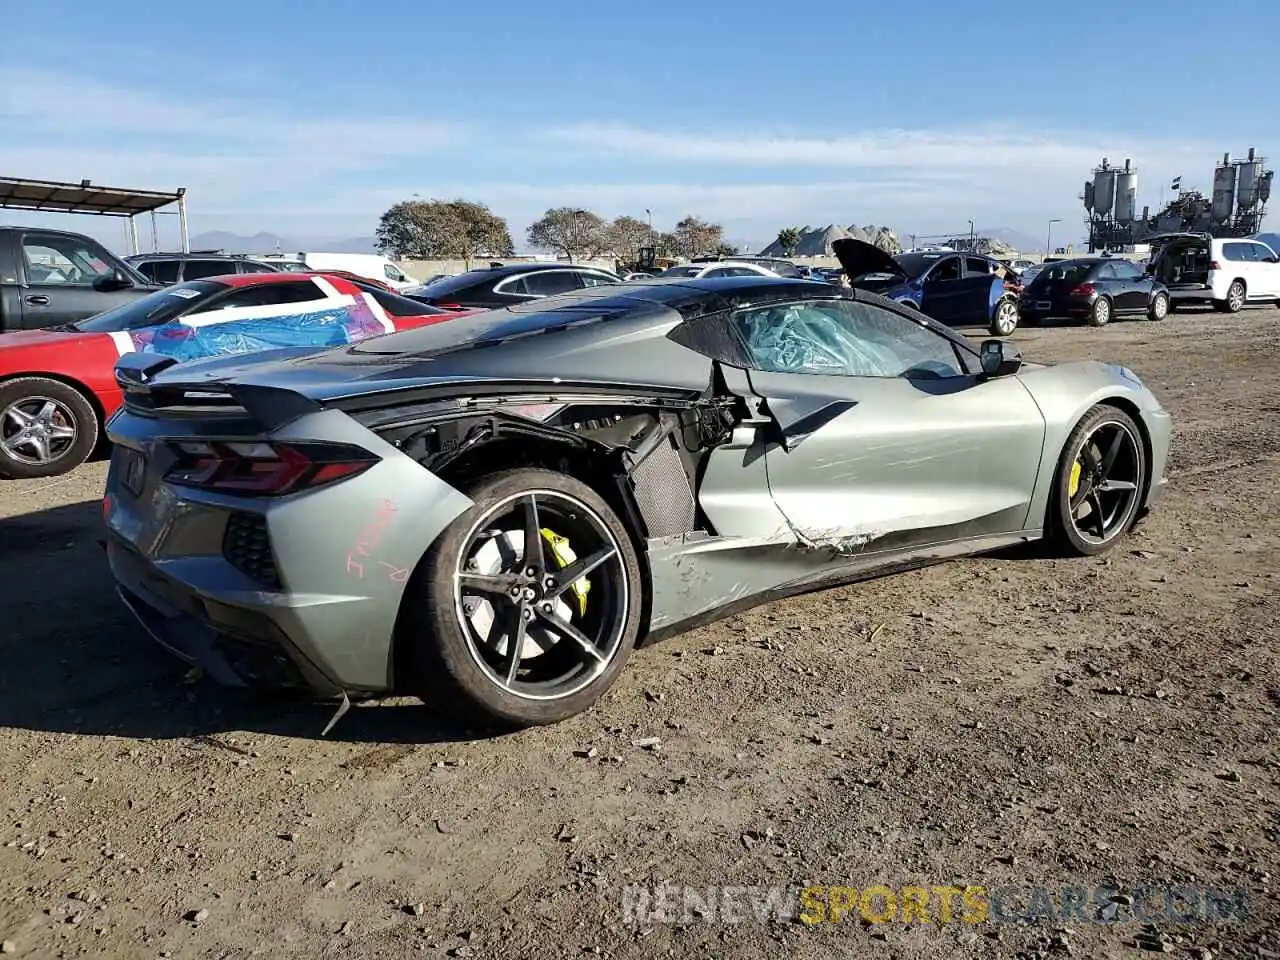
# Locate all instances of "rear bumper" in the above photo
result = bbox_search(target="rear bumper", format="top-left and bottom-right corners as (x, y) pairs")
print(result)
(1020, 296), (1092, 319)
(102, 406), (474, 696)
(109, 536), (345, 695)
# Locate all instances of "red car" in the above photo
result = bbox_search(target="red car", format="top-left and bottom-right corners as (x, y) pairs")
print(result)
(0, 272), (464, 480)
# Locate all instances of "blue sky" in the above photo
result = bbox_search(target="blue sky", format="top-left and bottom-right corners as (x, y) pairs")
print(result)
(3, 0), (1278, 252)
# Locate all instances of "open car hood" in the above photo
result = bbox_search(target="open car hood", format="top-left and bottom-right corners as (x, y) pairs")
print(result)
(832, 237), (906, 282)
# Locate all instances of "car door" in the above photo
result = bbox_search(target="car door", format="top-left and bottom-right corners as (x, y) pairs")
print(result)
(963, 256), (999, 323)
(726, 297), (1047, 551)
(918, 255), (964, 323)
(17, 232), (137, 329)
(1246, 241), (1280, 297)
(1107, 259), (1152, 312)
(1218, 243), (1254, 299)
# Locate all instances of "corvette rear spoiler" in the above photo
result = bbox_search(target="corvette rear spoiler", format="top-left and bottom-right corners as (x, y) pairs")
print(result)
(115, 352), (321, 431)
(115, 352), (180, 386)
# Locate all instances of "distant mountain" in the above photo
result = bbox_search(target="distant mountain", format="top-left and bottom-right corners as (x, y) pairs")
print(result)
(187, 231), (379, 255)
(974, 226), (1043, 254)
(188, 231), (293, 254)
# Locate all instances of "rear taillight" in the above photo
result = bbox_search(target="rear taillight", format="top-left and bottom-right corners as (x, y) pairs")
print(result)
(164, 440), (377, 496)
(1070, 282), (1096, 297)
(1208, 260), (1222, 271)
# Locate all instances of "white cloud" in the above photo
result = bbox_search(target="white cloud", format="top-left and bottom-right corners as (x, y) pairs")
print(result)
(0, 67), (470, 177)
(537, 122), (1218, 175)
(0, 67), (1237, 244)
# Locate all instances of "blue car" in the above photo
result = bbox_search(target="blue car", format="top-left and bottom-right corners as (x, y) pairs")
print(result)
(833, 239), (1021, 336)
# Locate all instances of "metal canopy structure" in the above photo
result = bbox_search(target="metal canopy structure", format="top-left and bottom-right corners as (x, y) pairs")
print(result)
(0, 176), (189, 254)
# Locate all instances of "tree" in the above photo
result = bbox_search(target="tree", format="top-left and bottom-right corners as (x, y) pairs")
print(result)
(604, 215), (654, 264)
(776, 227), (802, 257)
(672, 216), (725, 258)
(446, 200), (515, 267)
(713, 242), (739, 257)
(526, 207), (607, 262)
(375, 199), (513, 267)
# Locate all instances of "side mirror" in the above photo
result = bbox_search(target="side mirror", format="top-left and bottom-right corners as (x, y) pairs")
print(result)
(93, 269), (135, 292)
(980, 339), (1022, 377)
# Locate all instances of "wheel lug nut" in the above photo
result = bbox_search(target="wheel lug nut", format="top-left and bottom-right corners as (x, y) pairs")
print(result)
(522, 608), (534, 621)
(526, 567), (537, 576)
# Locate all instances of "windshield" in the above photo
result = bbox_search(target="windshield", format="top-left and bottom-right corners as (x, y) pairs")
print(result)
(889, 253), (941, 279)
(75, 281), (226, 332)
(1037, 262), (1095, 284)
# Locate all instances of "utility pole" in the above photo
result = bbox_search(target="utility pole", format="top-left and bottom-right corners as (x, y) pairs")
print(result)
(1046, 218), (1061, 257)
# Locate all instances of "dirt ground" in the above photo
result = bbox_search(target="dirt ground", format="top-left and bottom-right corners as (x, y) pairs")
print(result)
(0, 307), (1277, 960)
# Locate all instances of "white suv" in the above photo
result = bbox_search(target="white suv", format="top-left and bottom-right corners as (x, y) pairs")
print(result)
(1148, 234), (1280, 312)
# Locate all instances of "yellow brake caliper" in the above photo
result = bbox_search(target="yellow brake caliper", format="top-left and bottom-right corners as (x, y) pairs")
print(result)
(1068, 459), (1083, 499)
(540, 529), (590, 617)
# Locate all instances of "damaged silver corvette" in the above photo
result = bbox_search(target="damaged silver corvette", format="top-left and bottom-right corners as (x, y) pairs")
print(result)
(103, 276), (1171, 728)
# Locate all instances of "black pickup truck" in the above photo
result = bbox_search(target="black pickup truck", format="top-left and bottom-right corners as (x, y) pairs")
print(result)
(0, 226), (157, 331)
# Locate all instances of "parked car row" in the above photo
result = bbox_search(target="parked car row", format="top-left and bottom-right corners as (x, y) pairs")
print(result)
(0, 269), (465, 478)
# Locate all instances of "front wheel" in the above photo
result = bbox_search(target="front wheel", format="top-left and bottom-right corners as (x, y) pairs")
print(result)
(1147, 291), (1169, 321)
(0, 377), (99, 480)
(990, 298), (1019, 336)
(403, 468), (643, 728)
(1045, 404), (1147, 557)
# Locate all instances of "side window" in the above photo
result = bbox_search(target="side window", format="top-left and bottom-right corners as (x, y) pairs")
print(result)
(383, 263), (407, 281)
(1255, 243), (1279, 262)
(522, 271), (584, 296)
(182, 259), (237, 280)
(578, 272), (616, 287)
(965, 257), (991, 275)
(238, 260), (277, 274)
(22, 235), (115, 286)
(190, 281), (326, 313)
(703, 267), (730, 278)
(667, 313), (752, 367)
(148, 261), (181, 284)
(1221, 243), (1249, 262)
(133, 261), (159, 280)
(1095, 262), (1119, 279)
(730, 300), (966, 379)
(926, 257), (961, 283)
(1112, 261), (1144, 280)
(499, 276), (529, 296)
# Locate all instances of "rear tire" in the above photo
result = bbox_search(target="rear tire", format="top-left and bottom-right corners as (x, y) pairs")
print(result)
(1147, 291), (1169, 321)
(1087, 297), (1112, 327)
(1214, 280), (1245, 313)
(1045, 405), (1147, 557)
(402, 468), (643, 728)
(990, 298), (1019, 336)
(0, 377), (99, 480)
